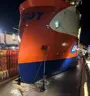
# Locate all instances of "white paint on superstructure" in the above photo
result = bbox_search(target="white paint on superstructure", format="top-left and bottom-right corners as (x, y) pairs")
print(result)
(49, 6), (80, 37)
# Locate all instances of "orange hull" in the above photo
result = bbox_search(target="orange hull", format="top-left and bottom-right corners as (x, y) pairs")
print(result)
(19, 29), (78, 64)
(18, 0), (79, 83)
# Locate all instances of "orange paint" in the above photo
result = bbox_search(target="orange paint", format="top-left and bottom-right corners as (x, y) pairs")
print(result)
(18, 0), (78, 64)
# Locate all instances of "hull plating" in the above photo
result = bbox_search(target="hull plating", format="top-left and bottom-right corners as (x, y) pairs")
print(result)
(19, 57), (77, 83)
(19, 0), (79, 83)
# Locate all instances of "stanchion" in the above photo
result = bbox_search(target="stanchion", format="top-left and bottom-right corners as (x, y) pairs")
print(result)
(39, 45), (48, 92)
(17, 75), (21, 85)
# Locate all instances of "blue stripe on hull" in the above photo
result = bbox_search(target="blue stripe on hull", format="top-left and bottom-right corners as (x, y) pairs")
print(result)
(18, 57), (77, 83)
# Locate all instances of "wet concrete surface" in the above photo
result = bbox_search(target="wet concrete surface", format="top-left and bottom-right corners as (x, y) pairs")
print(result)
(0, 81), (13, 96)
(38, 60), (83, 96)
(0, 60), (83, 96)
(85, 63), (90, 94)
(39, 67), (82, 96)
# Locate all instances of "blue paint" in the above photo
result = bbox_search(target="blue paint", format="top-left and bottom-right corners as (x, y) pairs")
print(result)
(24, 12), (44, 20)
(71, 44), (78, 54)
(37, 12), (44, 20)
(60, 58), (77, 69)
(18, 57), (77, 83)
(24, 12), (35, 20)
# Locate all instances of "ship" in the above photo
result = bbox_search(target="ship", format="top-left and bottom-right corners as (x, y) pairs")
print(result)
(18, 0), (80, 83)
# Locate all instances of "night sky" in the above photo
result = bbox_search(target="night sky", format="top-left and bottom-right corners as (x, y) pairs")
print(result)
(79, 1), (90, 46)
(0, 0), (90, 46)
(0, 0), (24, 32)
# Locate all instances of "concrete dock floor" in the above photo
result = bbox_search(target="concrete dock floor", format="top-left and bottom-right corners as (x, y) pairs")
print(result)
(0, 59), (86, 96)
(0, 81), (13, 96)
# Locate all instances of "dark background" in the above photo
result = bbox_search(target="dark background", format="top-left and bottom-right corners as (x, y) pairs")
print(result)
(79, 0), (90, 46)
(0, 0), (90, 46)
(0, 0), (24, 32)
